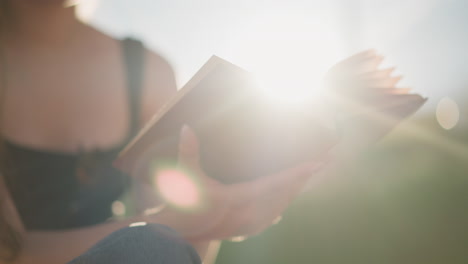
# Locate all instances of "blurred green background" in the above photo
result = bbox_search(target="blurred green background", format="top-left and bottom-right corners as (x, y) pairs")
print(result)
(216, 104), (468, 264)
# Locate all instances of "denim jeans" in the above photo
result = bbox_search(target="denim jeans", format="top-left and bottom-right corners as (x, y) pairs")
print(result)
(68, 224), (202, 264)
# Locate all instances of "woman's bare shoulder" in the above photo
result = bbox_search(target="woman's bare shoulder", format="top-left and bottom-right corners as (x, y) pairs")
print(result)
(82, 24), (177, 125)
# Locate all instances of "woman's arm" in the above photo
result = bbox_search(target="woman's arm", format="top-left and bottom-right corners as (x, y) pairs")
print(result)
(0, 176), (212, 264)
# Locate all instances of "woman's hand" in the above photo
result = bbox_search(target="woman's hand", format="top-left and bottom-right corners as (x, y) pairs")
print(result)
(152, 125), (330, 242)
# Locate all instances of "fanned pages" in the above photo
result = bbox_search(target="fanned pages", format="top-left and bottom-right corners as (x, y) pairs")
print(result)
(324, 49), (427, 150)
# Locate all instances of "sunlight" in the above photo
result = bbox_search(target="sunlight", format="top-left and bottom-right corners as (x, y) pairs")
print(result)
(231, 10), (344, 106)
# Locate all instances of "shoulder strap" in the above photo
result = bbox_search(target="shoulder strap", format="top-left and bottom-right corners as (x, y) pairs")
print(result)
(121, 37), (145, 138)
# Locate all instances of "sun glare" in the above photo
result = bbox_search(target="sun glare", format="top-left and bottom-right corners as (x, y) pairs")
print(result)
(230, 10), (344, 107)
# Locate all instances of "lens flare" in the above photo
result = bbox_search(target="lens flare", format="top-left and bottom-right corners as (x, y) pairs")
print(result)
(111, 200), (126, 216)
(436, 97), (460, 130)
(155, 169), (201, 210)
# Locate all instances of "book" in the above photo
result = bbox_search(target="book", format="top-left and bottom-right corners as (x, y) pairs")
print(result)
(323, 50), (427, 153)
(114, 53), (426, 183)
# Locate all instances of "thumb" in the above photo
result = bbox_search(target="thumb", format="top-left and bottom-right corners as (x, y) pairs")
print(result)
(178, 124), (201, 169)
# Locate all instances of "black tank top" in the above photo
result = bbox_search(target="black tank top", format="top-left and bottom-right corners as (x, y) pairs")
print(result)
(3, 38), (145, 230)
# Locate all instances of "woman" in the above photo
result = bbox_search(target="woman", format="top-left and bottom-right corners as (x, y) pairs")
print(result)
(0, 0), (329, 263)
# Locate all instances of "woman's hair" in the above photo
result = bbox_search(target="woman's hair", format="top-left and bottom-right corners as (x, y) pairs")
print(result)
(0, 0), (23, 261)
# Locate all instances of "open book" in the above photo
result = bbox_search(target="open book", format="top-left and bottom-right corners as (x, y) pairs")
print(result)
(115, 52), (426, 183)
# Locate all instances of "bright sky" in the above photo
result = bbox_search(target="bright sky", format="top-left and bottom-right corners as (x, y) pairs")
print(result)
(79, 0), (468, 112)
